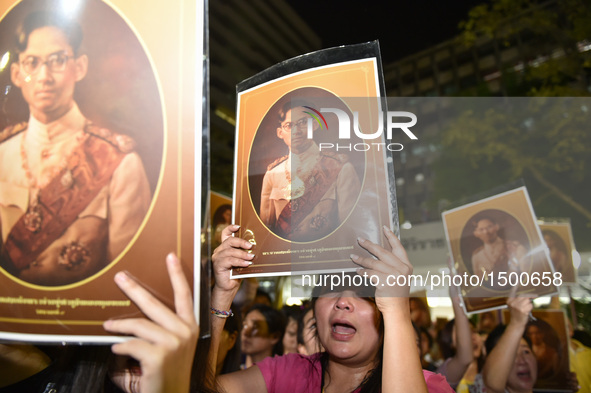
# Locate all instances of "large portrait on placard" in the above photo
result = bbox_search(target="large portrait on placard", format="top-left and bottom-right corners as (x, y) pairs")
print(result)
(231, 44), (396, 279)
(0, 0), (199, 343)
(0, 0), (163, 286)
(442, 187), (558, 314)
(248, 87), (365, 243)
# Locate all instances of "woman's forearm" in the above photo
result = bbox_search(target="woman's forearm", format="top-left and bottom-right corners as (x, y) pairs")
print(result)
(382, 305), (428, 393)
(207, 286), (239, 387)
(481, 323), (522, 393)
(445, 297), (473, 384)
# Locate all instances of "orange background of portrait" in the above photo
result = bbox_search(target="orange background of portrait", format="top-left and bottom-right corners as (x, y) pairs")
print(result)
(442, 187), (557, 314)
(232, 58), (394, 277)
(539, 221), (577, 284)
(0, 0), (199, 341)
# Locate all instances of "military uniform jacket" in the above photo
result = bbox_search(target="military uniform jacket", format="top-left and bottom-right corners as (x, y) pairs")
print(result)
(260, 142), (361, 242)
(0, 104), (151, 286)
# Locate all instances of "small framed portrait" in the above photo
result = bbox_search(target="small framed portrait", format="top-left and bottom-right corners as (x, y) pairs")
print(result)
(442, 187), (558, 314)
(538, 220), (577, 284)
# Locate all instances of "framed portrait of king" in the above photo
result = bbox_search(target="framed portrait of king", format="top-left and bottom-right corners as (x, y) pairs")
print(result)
(231, 42), (398, 278)
(538, 220), (577, 285)
(502, 309), (572, 392)
(0, 0), (203, 342)
(442, 187), (558, 314)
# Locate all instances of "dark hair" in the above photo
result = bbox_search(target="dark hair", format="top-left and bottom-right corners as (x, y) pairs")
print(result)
(245, 304), (286, 356)
(281, 304), (302, 322)
(16, 11), (83, 54)
(212, 204), (232, 227)
(297, 306), (312, 346)
(485, 323), (533, 357)
(220, 307), (242, 374)
(541, 229), (568, 254)
(253, 288), (273, 306)
(437, 318), (456, 359)
(4, 345), (113, 393)
(526, 319), (560, 349)
(277, 99), (316, 126)
(310, 287), (383, 393)
(573, 329), (591, 347)
(470, 214), (498, 232)
(419, 326), (433, 351)
(437, 318), (487, 372)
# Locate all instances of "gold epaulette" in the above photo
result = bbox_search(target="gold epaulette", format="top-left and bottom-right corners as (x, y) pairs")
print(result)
(267, 154), (288, 171)
(83, 121), (136, 154)
(0, 122), (27, 144)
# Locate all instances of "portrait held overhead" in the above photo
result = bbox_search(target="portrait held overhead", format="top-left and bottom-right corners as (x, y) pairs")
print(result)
(442, 187), (558, 314)
(259, 97), (361, 242)
(233, 43), (397, 279)
(0, 10), (151, 286)
(1, 0), (590, 392)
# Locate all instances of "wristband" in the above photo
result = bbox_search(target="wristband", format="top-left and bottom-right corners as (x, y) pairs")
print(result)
(210, 307), (233, 318)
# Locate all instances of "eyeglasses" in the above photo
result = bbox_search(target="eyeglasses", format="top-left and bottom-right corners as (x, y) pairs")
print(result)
(280, 117), (309, 131)
(20, 52), (74, 75)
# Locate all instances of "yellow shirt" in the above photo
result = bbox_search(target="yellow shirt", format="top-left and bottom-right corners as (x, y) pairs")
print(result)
(570, 339), (591, 393)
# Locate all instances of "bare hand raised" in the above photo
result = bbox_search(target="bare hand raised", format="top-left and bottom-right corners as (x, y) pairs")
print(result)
(104, 254), (199, 393)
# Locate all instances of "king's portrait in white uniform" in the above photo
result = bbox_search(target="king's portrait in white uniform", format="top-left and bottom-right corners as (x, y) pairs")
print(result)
(0, 11), (150, 286)
(260, 101), (360, 242)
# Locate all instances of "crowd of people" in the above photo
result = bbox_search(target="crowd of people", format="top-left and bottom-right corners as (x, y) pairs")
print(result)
(1, 6), (588, 393)
(2, 224), (590, 393)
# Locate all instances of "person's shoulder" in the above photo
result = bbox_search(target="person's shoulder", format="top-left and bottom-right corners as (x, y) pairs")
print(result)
(0, 122), (27, 145)
(267, 155), (288, 171)
(84, 122), (137, 154)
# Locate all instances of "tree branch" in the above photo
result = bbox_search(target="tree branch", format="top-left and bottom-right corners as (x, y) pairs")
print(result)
(526, 165), (591, 222)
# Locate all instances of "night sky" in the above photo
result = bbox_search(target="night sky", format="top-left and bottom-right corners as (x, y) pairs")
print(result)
(286, 0), (487, 63)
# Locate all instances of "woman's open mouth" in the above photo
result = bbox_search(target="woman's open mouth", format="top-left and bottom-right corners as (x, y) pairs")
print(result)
(516, 369), (532, 382)
(331, 320), (356, 340)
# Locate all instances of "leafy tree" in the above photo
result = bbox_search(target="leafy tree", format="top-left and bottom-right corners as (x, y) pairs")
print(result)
(459, 0), (591, 95)
(431, 0), (591, 250)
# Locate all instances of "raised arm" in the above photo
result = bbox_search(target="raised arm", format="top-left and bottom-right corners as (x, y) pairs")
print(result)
(481, 296), (532, 393)
(352, 226), (429, 393)
(440, 284), (473, 387)
(208, 225), (268, 392)
(103, 253), (199, 393)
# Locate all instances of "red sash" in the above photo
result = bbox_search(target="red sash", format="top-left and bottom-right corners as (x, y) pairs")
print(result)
(275, 154), (343, 238)
(1, 127), (126, 273)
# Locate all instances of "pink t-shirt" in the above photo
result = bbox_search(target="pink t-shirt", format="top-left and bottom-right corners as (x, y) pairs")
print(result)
(257, 353), (454, 393)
